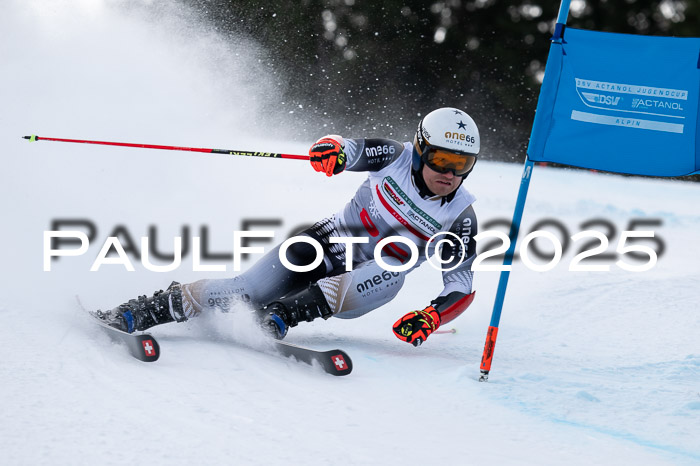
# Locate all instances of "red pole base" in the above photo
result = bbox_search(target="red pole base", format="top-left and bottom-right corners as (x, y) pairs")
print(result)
(479, 325), (499, 381)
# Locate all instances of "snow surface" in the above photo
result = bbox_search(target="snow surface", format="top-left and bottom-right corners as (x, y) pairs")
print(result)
(1, 1), (699, 465)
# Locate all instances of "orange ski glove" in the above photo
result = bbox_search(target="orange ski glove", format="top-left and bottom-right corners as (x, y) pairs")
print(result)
(392, 306), (441, 347)
(309, 137), (346, 177)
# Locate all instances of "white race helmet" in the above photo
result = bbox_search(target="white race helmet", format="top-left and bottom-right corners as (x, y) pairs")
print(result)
(413, 107), (480, 177)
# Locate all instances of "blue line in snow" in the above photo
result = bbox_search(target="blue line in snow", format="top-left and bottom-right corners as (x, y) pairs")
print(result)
(549, 416), (700, 462)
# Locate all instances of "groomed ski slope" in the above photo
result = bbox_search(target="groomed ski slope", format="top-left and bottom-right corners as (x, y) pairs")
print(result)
(1, 2), (698, 465)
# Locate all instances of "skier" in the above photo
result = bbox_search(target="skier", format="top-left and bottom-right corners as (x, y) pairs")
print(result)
(97, 107), (480, 346)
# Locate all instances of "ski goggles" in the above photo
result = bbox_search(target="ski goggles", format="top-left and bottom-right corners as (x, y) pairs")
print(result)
(422, 148), (477, 176)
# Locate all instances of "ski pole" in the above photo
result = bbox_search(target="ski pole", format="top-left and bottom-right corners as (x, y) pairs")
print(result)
(22, 135), (309, 160)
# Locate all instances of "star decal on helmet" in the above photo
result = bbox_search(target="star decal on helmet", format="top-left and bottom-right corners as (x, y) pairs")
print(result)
(457, 120), (467, 129)
(453, 110), (463, 115)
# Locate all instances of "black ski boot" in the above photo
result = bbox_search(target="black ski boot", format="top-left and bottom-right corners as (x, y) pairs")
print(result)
(95, 281), (187, 333)
(259, 283), (333, 339)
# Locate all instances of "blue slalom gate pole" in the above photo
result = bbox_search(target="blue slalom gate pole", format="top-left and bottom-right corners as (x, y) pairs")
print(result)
(478, 159), (534, 381)
(478, 0), (571, 382)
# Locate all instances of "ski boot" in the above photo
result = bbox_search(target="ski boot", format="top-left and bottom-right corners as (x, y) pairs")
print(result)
(95, 281), (187, 333)
(259, 283), (333, 339)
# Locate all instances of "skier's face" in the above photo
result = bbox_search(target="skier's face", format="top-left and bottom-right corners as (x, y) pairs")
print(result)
(422, 163), (460, 196)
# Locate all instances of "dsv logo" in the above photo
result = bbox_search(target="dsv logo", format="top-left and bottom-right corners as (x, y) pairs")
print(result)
(583, 92), (621, 106)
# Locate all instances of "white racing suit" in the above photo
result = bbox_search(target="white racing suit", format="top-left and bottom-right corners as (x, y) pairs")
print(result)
(181, 138), (478, 321)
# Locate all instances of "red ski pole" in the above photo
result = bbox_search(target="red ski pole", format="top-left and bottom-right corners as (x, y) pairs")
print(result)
(22, 135), (309, 161)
